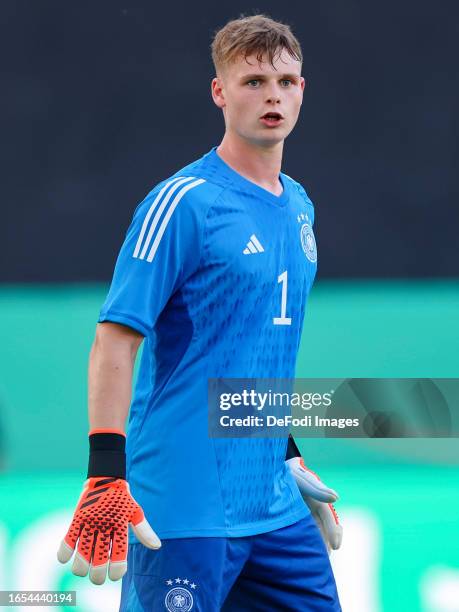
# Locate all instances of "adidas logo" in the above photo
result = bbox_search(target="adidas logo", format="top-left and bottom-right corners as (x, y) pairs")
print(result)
(243, 234), (265, 255)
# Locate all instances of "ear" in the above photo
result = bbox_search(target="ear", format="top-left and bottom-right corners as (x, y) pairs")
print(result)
(300, 77), (306, 92)
(211, 76), (226, 109)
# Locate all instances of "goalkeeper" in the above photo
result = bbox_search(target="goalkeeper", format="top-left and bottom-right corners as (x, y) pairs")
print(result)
(58, 14), (342, 611)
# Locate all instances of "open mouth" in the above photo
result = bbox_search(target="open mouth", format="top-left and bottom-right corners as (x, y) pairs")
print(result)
(260, 112), (284, 126)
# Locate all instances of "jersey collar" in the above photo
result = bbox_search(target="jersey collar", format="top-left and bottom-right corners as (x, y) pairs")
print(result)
(208, 146), (290, 207)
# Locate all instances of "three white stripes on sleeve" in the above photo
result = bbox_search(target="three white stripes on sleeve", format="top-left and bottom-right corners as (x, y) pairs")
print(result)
(132, 176), (206, 263)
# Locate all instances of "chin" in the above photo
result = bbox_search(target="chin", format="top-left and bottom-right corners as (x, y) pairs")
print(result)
(254, 132), (287, 148)
(236, 127), (287, 148)
(249, 129), (283, 142)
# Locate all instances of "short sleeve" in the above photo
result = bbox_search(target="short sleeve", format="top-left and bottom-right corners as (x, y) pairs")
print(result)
(284, 174), (315, 225)
(98, 176), (207, 336)
(295, 182), (315, 225)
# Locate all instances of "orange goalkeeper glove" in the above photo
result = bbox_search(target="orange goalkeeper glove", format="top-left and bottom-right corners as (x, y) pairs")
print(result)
(287, 456), (343, 552)
(286, 435), (343, 553)
(57, 430), (160, 585)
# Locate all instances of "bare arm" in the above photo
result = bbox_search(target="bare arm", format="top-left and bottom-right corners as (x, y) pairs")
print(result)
(57, 322), (160, 581)
(88, 322), (144, 432)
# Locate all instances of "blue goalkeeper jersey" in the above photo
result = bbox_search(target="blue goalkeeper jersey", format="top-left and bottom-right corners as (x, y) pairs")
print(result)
(99, 147), (318, 538)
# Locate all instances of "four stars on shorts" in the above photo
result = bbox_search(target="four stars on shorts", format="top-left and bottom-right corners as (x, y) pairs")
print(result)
(165, 577), (197, 588)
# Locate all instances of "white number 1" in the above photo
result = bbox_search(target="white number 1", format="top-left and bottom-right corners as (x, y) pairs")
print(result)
(273, 270), (292, 326)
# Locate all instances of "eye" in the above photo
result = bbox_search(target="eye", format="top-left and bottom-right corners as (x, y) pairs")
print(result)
(246, 79), (260, 87)
(280, 79), (293, 87)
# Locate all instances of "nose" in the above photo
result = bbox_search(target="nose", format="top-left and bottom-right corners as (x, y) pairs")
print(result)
(266, 92), (281, 105)
(265, 84), (281, 105)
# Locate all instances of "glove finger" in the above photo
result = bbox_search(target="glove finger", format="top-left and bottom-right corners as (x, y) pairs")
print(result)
(330, 524), (343, 550)
(72, 526), (94, 577)
(109, 560), (127, 582)
(57, 514), (82, 564)
(89, 530), (111, 585)
(57, 539), (75, 564)
(314, 503), (343, 550)
(296, 468), (339, 503)
(108, 527), (128, 581)
(287, 458), (339, 503)
(89, 564), (107, 585)
(72, 552), (90, 577)
(130, 501), (161, 549)
(314, 514), (331, 554)
(131, 518), (161, 550)
(92, 528), (111, 566)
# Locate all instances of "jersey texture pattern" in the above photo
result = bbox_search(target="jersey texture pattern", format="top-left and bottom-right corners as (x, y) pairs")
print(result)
(99, 147), (317, 538)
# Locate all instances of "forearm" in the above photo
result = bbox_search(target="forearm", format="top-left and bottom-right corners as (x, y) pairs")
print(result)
(88, 323), (141, 432)
(58, 323), (160, 582)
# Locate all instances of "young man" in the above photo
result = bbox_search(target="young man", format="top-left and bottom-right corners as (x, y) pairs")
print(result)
(57, 14), (342, 611)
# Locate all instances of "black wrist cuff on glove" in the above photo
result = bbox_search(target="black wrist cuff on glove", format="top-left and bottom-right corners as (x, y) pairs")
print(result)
(286, 434), (301, 460)
(87, 432), (126, 479)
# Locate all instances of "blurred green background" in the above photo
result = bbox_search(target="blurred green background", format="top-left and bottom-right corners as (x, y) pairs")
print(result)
(1, 280), (458, 612)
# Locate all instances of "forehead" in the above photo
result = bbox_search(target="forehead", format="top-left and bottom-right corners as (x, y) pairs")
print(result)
(226, 47), (302, 79)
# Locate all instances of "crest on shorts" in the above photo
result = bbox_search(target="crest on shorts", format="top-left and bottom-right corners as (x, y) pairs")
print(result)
(164, 578), (196, 611)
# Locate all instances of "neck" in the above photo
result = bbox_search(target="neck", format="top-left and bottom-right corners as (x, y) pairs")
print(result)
(217, 132), (284, 196)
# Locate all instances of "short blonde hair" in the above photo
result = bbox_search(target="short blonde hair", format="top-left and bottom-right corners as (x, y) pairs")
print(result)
(211, 14), (302, 75)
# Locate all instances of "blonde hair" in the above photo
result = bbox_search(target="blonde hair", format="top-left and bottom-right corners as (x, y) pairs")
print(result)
(211, 14), (302, 75)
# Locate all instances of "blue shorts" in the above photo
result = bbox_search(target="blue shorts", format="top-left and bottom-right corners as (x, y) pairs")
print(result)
(119, 514), (341, 611)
